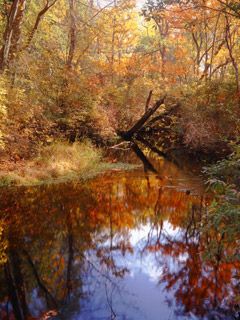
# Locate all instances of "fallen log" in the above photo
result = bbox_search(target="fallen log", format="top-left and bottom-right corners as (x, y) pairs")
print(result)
(117, 95), (166, 141)
(145, 90), (153, 112)
(146, 103), (180, 126)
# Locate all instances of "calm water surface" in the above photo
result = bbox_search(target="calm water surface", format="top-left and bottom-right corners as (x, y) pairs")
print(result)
(0, 151), (239, 320)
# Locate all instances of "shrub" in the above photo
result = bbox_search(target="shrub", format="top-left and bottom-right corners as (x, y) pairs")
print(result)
(203, 144), (240, 189)
(178, 80), (240, 152)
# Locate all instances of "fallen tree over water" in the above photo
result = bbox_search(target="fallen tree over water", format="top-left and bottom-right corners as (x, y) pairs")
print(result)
(116, 90), (232, 161)
(116, 92), (180, 152)
(117, 94), (167, 141)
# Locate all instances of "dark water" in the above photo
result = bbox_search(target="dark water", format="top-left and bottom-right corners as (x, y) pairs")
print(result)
(0, 150), (239, 320)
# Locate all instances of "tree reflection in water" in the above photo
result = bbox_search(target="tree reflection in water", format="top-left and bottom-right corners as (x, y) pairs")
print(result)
(0, 159), (239, 319)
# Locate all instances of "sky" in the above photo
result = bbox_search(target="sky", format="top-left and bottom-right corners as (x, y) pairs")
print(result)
(136, 0), (147, 8)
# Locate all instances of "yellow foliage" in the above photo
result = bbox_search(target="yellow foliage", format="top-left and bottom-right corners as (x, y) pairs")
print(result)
(0, 76), (8, 150)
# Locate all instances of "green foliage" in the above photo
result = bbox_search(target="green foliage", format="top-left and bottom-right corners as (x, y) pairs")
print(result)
(204, 144), (240, 189)
(202, 144), (240, 263)
(202, 199), (240, 263)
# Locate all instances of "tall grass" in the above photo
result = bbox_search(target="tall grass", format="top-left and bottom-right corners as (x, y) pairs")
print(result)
(38, 140), (102, 178)
(0, 141), (110, 186)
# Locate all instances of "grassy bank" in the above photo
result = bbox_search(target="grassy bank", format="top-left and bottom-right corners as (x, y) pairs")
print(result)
(0, 140), (135, 187)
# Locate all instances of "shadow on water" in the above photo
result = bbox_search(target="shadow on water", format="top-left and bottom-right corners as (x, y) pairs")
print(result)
(0, 144), (239, 320)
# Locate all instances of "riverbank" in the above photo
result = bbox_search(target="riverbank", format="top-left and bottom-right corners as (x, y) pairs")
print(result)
(0, 140), (136, 187)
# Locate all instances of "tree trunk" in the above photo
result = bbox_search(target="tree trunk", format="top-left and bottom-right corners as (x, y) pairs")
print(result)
(0, 0), (26, 71)
(25, 0), (58, 49)
(67, 0), (77, 68)
(225, 15), (240, 101)
(117, 96), (166, 140)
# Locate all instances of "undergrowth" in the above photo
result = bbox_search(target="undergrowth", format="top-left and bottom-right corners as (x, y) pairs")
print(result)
(0, 140), (135, 186)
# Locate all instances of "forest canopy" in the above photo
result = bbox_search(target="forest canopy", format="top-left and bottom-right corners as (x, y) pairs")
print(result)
(0, 0), (239, 161)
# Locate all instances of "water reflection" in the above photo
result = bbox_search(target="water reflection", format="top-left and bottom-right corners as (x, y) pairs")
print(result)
(0, 158), (239, 320)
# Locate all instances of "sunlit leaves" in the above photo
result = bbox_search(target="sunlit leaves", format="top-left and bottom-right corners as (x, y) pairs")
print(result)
(0, 76), (8, 149)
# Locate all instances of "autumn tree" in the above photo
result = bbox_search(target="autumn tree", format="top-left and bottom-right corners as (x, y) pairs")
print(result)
(0, 0), (26, 70)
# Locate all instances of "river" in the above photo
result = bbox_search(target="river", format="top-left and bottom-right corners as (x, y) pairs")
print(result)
(0, 148), (239, 320)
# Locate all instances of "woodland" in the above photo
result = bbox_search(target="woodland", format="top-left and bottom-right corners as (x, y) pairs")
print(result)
(0, 0), (240, 159)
